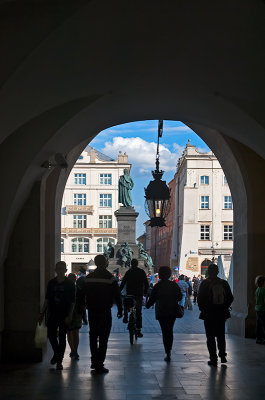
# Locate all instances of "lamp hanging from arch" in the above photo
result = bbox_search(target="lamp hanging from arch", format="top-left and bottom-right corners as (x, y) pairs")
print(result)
(144, 120), (170, 227)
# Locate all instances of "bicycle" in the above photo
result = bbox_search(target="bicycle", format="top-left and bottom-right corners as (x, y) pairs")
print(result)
(123, 295), (138, 345)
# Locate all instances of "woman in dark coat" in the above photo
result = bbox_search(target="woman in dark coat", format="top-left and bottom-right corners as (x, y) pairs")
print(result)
(146, 266), (182, 361)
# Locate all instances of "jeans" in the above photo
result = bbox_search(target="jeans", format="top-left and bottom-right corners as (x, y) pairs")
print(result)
(256, 311), (265, 340)
(179, 293), (186, 307)
(88, 309), (112, 368)
(204, 318), (226, 361)
(184, 295), (193, 310)
(47, 314), (67, 363)
(158, 317), (176, 354)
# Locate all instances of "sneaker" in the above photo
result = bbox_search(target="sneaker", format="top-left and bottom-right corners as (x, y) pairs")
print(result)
(164, 353), (171, 362)
(136, 330), (143, 338)
(50, 355), (57, 365)
(123, 317), (128, 323)
(56, 363), (63, 370)
(220, 356), (227, 363)
(94, 366), (109, 374)
(208, 360), (217, 366)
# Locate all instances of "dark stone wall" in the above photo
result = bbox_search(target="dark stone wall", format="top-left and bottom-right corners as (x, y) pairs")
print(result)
(2, 182), (43, 361)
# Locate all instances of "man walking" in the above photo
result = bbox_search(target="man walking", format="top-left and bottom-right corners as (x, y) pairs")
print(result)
(198, 264), (233, 366)
(82, 255), (122, 374)
(120, 258), (149, 337)
(39, 261), (75, 370)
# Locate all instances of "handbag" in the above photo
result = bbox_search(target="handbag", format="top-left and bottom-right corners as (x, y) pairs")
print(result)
(34, 321), (47, 348)
(176, 304), (184, 318)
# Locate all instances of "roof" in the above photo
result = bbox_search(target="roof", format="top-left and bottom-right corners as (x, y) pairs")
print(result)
(86, 146), (115, 161)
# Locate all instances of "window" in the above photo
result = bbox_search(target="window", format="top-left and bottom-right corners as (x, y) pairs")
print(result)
(72, 238), (89, 253)
(74, 173), (86, 185)
(224, 196), (232, 209)
(200, 175), (209, 185)
(223, 175), (228, 184)
(200, 196), (209, 209)
(100, 173), (112, 185)
(73, 215), (87, 228)
(99, 194), (112, 207)
(99, 215), (112, 228)
(200, 225), (210, 240)
(73, 193), (86, 205)
(97, 238), (115, 253)
(61, 238), (64, 253)
(224, 225), (233, 240)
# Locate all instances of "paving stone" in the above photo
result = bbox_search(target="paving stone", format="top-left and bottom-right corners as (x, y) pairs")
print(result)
(1, 314), (265, 400)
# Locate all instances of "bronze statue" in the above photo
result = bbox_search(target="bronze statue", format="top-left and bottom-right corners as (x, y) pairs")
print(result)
(138, 243), (153, 273)
(117, 241), (133, 268)
(118, 168), (134, 207)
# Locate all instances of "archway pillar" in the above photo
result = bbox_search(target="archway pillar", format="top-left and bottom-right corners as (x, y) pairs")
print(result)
(226, 138), (265, 338)
(2, 182), (43, 361)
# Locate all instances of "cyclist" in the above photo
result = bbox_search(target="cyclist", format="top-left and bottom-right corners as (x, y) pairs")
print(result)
(120, 258), (149, 338)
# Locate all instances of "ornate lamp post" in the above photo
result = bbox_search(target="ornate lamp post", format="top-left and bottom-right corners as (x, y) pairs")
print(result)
(144, 120), (170, 227)
(211, 247), (216, 263)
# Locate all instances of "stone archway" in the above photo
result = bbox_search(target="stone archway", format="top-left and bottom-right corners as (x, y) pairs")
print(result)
(1, 0), (265, 362)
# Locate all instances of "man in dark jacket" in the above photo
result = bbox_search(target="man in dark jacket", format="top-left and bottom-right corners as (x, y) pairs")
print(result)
(82, 255), (122, 374)
(120, 258), (149, 337)
(198, 263), (233, 366)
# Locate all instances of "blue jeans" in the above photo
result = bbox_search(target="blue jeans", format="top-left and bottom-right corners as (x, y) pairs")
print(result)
(179, 293), (186, 307)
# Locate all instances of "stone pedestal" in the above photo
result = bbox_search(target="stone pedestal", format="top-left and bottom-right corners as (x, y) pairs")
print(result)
(114, 206), (139, 259)
(106, 206), (150, 276)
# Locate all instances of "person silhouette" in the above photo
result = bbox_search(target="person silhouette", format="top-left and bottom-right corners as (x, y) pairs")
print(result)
(81, 255), (123, 374)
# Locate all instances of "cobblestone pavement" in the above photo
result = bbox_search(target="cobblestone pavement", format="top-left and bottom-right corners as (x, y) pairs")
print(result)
(2, 331), (265, 399)
(80, 302), (204, 334)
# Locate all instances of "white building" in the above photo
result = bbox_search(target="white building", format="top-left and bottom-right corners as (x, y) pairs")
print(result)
(171, 141), (233, 277)
(61, 147), (130, 273)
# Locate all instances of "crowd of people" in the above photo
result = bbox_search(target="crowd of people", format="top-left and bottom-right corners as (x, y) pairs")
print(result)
(38, 257), (265, 373)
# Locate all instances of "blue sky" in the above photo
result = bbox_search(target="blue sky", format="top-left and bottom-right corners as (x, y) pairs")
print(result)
(90, 120), (209, 237)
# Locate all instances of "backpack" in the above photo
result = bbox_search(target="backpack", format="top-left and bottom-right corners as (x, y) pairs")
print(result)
(209, 280), (226, 305)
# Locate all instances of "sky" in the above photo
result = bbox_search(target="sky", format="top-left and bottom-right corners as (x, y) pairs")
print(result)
(90, 120), (210, 237)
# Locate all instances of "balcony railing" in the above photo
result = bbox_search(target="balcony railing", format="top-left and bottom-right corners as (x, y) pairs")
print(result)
(61, 227), (117, 234)
(65, 205), (93, 214)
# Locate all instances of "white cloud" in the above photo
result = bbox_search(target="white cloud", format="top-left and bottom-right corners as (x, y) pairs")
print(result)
(102, 137), (185, 175)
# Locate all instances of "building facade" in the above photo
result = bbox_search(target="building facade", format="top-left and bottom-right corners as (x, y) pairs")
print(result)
(61, 147), (130, 273)
(150, 176), (177, 272)
(171, 141), (233, 277)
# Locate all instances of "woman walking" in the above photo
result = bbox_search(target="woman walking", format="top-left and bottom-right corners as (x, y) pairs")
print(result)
(146, 266), (182, 362)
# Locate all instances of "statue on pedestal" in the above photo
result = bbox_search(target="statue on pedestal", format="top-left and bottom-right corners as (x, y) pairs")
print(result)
(103, 242), (114, 259)
(138, 243), (153, 273)
(118, 168), (134, 207)
(117, 241), (133, 268)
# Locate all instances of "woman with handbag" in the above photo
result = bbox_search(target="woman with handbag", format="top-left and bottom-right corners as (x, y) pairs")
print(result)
(146, 266), (182, 362)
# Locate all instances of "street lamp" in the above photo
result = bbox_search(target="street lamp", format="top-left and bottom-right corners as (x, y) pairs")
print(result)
(144, 120), (170, 227)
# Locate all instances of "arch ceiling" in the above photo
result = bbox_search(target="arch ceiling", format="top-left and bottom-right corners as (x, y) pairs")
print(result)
(0, 0), (264, 256)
